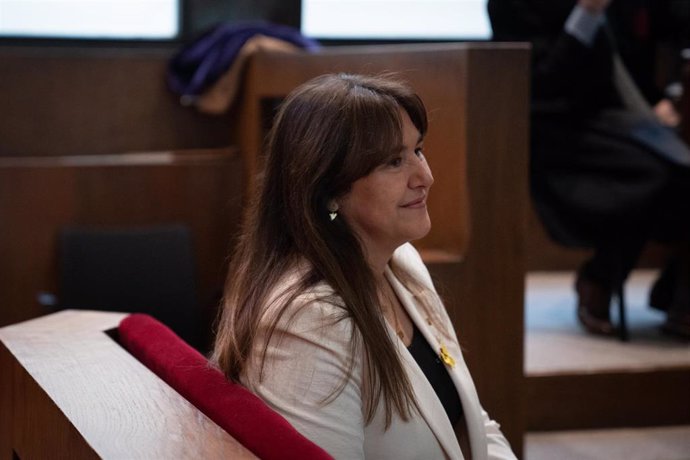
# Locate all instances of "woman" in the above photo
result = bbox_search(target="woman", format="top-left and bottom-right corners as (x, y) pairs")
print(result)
(213, 73), (515, 459)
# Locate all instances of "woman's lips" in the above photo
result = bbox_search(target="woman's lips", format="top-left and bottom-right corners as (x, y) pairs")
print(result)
(401, 196), (426, 208)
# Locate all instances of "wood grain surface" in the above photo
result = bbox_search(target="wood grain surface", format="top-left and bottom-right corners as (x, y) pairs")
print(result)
(0, 148), (243, 352)
(0, 310), (256, 460)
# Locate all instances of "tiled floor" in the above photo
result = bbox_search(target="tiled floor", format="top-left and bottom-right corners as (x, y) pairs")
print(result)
(526, 270), (690, 374)
(525, 425), (690, 460)
(524, 270), (690, 459)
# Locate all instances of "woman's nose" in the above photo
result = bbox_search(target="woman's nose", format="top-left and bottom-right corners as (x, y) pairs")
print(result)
(410, 158), (434, 189)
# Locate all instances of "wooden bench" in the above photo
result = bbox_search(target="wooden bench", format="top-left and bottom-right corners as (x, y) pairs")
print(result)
(0, 148), (243, 351)
(0, 310), (256, 459)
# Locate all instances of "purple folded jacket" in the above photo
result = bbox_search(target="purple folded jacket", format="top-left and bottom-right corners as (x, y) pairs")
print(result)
(168, 22), (320, 97)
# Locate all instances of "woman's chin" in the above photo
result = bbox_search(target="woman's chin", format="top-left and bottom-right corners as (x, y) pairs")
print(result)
(407, 219), (432, 242)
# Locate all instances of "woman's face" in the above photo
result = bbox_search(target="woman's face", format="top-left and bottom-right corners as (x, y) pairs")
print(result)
(339, 109), (434, 260)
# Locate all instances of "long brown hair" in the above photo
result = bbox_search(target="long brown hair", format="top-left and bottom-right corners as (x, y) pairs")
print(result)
(212, 73), (429, 426)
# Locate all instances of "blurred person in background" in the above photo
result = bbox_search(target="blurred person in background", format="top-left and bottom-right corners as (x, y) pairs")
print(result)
(489, 0), (690, 338)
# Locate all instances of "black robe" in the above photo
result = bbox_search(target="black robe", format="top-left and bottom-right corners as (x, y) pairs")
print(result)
(488, 0), (690, 247)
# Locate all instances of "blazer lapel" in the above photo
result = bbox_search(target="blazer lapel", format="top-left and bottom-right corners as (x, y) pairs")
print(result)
(443, 343), (489, 460)
(386, 269), (464, 459)
(386, 267), (489, 460)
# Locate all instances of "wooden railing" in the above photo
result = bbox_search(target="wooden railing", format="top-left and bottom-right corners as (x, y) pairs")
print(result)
(0, 310), (255, 459)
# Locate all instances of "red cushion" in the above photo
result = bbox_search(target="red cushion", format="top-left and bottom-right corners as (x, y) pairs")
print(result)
(119, 314), (332, 460)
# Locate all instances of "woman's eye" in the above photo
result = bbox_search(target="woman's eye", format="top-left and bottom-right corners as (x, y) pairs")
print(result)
(388, 157), (403, 167)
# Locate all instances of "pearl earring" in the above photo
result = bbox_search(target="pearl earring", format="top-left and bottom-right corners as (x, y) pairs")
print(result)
(327, 201), (339, 221)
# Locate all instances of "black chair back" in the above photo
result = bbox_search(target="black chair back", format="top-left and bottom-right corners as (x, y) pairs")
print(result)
(58, 224), (203, 348)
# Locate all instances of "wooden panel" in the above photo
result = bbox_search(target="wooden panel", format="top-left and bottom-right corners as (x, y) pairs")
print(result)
(0, 46), (233, 157)
(0, 148), (243, 352)
(527, 369), (690, 431)
(434, 45), (528, 455)
(1, 343), (100, 460)
(0, 343), (14, 460)
(236, 43), (529, 456)
(0, 310), (256, 459)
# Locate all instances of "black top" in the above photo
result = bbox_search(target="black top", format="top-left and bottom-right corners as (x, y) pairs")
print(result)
(407, 325), (463, 427)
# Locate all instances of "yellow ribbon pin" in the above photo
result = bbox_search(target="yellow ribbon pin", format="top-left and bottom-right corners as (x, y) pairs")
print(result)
(439, 344), (456, 368)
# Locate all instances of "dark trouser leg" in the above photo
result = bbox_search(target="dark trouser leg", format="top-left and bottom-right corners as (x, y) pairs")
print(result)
(581, 237), (647, 290)
(658, 244), (690, 338)
(576, 238), (646, 339)
(649, 165), (690, 337)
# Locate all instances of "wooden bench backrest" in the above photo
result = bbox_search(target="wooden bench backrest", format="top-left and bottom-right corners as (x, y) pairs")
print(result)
(0, 148), (243, 345)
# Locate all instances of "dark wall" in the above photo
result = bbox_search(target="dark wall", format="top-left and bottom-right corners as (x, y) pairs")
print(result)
(185, 0), (300, 39)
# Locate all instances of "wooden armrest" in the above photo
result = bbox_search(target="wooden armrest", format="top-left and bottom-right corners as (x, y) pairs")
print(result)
(0, 310), (255, 460)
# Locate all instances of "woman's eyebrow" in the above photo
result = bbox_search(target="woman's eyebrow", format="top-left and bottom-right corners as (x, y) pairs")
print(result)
(395, 134), (423, 154)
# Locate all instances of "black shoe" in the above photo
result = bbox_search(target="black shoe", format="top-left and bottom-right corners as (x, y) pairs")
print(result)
(575, 270), (616, 336)
(649, 259), (678, 312)
(651, 257), (690, 339)
(661, 311), (690, 339)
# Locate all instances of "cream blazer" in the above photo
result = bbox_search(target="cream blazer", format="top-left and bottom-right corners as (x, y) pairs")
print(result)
(242, 243), (516, 460)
